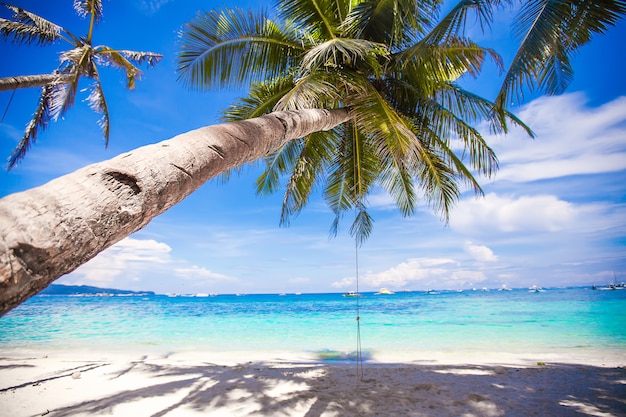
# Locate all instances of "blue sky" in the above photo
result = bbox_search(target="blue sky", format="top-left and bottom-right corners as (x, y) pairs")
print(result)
(1, 0), (625, 295)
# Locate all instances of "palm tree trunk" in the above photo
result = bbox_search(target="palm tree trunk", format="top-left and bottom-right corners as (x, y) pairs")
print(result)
(0, 108), (350, 315)
(0, 73), (75, 92)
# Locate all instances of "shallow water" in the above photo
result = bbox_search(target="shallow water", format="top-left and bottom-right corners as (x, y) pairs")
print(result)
(1, 287), (624, 359)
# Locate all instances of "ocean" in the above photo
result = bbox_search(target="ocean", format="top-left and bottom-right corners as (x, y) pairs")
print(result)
(1, 287), (625, 361)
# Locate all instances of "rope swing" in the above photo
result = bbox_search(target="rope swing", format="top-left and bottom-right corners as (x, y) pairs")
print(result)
(354, 232), (364, 381)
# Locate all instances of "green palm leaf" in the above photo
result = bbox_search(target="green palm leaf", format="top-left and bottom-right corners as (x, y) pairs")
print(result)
(348, 84), (419, 217)
(422, 0), (504, 45)
(175, 0), (624, 244)
(325, 122), (379, 241)
(279, 128), (340, 224)
(279, 0), (351, 38)
(178, 8), (304, 90)
(344, 0), (440, 48)
(274, 72), (342, 110)
(398, 36), (503, 89)
(301, 37), (388, 75)
(495, 0), (626, 109)
(223, 77), (297, 122)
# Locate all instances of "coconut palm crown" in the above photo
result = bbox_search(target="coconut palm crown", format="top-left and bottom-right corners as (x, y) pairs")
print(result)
(0, 1), (163, 169)
(178, 0), (624, 244)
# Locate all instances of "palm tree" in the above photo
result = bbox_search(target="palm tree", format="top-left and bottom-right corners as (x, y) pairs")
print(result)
(176, 0), (625, 244)
(0, 1), (163, 169)
(0, 0), (623, 315)
(0, 108), (350, 315)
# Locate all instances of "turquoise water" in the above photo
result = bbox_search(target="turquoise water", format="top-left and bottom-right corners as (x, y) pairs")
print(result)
(1, 287), (625, 358)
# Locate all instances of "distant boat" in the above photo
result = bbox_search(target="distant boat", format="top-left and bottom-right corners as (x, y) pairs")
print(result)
(376, 288), (395, 295)
(195, 293), (209, 297)
(425, 289), (440, 295)
(529, 285), (545, 293)
(595, 284), (625, 291)
(499, 285), (512, 291)
(593, 272), (625, 290)
(343, 291), (360, 297)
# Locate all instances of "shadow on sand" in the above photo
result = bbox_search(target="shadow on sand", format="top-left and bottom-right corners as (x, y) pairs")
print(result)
(6, 358), (626, 417)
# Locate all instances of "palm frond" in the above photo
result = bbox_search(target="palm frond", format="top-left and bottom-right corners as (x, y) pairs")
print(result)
(7, 83), (59, 169)
(96, 47), (143, 89)
(73, 0), (103, 22)
(434, 82), (532, 136)
(273, 72), (341, 111)
(412, 97), (498, 179)
(344, 0), (440, 48)
(325, 122), (379, 240)
(59, 45), (93, 76)
(177, 8), (304, 90)
(85, 72), (110, 144)
(348, 85), (419, 217)
(422, 0), (508, 45)
(279, 0), (352, 38)
(398, 36), (503, 88)
(223, 76), (297, 122)
(257, 138), (306, 197)
(0, 4), (65, 45)
(301, 37), (388, 75)
(49, 73), (80, 122)
(350, 203), (374, 246)
(279, 128), (341, 225)
(495, 0), (626, 109)
(422, 126), (485, 195)
(113, 50), (163, 67)
(412, 142), (460, 222)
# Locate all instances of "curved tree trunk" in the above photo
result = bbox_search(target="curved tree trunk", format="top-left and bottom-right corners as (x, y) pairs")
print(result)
(0, 73), (75, 92)
(0, 108), (351, 315)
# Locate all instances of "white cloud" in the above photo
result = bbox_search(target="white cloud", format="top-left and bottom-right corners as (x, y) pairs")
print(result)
(451, 193), (577, 235)
(489, 94), (626, 182)
(65, 238), (172, 287)
(367, 190), (396, 210)
(174, 266), (236, 282)
(465, 242), (498, 262)
(331, 276), (356, 289)
(332, 258), (487, 290)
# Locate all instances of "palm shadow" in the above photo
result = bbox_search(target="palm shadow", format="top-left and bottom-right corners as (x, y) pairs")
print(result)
(39, 360), (626, 417)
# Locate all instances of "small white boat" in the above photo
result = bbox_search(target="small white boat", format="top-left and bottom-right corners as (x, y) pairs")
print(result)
(529, 285), (545, 293)
(343, 291), (360, 297)
(376, 288), (395, 295)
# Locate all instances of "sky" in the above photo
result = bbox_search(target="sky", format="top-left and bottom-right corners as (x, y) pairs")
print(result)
(1, 0), (625, 295)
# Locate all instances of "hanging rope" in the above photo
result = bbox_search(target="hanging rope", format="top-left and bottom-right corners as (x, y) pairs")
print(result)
(351, 121), (364, 381)
(0, 88), (16, 124)
(354, 231), (364, 381)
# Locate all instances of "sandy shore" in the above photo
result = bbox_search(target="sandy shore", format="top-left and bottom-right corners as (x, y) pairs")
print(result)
(0, 349), (624, 417)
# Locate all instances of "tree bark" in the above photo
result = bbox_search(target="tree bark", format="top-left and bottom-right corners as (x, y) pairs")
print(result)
(0, 108), (351, 315)
(0, 73), (75, 92)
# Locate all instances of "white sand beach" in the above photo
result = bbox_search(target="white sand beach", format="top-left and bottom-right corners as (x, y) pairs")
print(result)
(1, 349), (624, 417)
